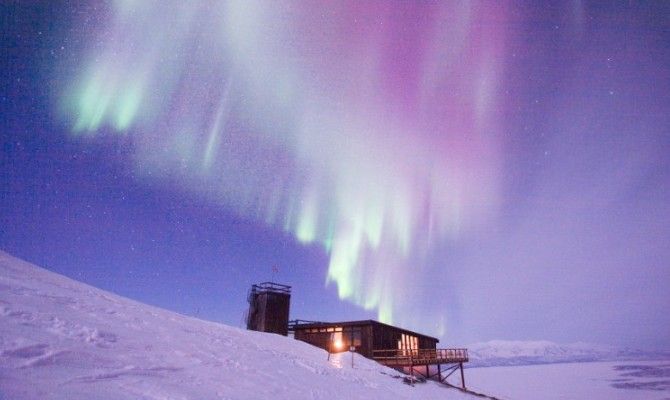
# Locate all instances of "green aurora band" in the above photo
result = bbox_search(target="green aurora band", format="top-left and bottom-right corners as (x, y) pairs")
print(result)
(61, 0), (505, 329)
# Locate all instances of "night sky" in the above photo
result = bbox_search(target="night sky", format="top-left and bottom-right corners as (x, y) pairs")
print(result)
(1, 1), (669, 350)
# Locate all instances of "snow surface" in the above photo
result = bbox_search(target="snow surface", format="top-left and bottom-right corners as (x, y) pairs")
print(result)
(0, 251), (473, 400)
(466, 360), (670, 400)
(468, 339), (669, 367)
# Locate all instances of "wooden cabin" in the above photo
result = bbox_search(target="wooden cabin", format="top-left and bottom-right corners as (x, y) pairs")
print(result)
(292, 320), (439, 358)
(247, 284), (469, 389)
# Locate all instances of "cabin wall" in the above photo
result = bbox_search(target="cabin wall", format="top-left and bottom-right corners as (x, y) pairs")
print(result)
(360, 325), (373, 357)
(294, 329), (331, 350)
(371, 323), (437, 351)
(294, 324), (373, 356)
(419, 337), (438, 350)
(295, 322), (438, 359)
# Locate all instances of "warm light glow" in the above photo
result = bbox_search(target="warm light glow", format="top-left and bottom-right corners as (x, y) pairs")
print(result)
(334, 340), (343, 350)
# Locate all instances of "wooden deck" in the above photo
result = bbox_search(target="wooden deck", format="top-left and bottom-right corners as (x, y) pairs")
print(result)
(372, 348), (468, 366)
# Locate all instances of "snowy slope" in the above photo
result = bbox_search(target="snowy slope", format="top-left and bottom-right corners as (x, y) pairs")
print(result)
(0, 251), (473, 400)
(468, 340), (669, 367)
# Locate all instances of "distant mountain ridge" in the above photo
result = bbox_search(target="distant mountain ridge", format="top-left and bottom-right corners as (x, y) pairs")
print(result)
(467, 339), (670, 367)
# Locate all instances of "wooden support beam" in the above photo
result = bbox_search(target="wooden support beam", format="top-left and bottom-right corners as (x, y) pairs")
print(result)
(460, 362), (465, 389)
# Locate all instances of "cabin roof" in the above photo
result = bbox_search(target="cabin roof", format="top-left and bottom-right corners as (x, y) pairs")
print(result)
(292, 319), (440, 342)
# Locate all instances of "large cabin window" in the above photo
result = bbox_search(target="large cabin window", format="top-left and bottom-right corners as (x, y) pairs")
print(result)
(398, 333), (418, 355)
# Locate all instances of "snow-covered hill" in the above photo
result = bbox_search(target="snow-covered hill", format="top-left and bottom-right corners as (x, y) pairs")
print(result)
(0, 251), (473, 400)
(468, 339), (669, 367)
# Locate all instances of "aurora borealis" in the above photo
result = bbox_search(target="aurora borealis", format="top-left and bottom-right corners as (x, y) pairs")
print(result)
(2, 1), (669, 349)
(62, 1), (506, 325)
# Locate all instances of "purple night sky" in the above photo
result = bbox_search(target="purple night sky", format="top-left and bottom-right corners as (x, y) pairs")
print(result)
(1, 1), (669, 350)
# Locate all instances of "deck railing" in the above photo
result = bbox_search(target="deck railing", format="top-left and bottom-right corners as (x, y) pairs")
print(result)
(250, 282), (292, 294)
(372, 348), (468, 365)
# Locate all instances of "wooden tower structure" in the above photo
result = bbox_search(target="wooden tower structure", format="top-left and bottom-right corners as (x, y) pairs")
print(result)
(246, 282), (291, 336)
